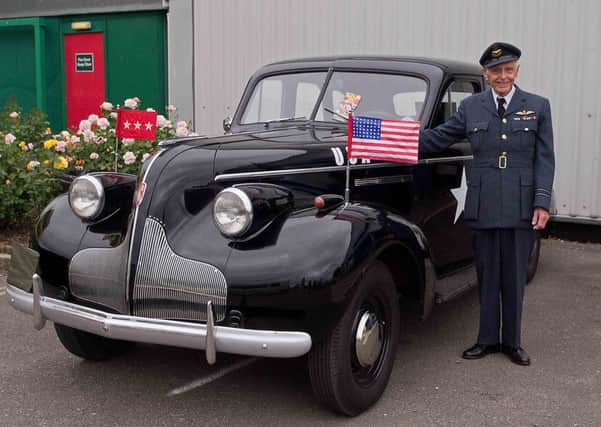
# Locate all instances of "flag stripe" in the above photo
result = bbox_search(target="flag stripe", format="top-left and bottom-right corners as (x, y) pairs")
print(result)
(352, 145), (418, 154)
(350, 152), (418, 163)
(353, 137), (418, 147)
(381, 125), (420, 132)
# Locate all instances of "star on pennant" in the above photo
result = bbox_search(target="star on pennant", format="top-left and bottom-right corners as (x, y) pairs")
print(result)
(123, 121), (131, 129)
(134, 121), (142, 130)
(144, 122), (153, 131)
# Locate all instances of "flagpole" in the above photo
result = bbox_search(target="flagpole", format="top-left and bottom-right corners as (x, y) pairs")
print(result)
(114, 106), (120, 172)
(344, 113), (353, 205)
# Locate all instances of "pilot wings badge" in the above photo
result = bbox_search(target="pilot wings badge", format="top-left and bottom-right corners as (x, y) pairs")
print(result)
(516, 110), (535, 116)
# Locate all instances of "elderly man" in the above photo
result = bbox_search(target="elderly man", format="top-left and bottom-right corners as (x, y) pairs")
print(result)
(419, 42), (555, 365)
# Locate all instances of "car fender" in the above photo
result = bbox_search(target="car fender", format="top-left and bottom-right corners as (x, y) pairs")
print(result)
(32, 173), (136, 292)
(223, 202), (434, 339)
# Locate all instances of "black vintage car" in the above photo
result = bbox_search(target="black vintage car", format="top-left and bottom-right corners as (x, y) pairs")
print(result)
(7, 56), (540, 416)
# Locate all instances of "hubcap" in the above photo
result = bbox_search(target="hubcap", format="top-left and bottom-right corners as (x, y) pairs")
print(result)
(355, 310), (383, 368)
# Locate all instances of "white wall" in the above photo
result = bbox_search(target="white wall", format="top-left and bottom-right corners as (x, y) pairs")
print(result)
(168, 0), (601, 222)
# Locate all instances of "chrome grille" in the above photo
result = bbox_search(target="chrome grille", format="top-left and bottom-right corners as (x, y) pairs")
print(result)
(132, 217), (227, 322)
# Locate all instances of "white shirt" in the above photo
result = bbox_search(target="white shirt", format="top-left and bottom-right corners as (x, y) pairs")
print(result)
(492, 85), (516, 110)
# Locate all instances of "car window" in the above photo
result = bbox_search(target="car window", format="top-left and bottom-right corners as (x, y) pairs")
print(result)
(317, 72), (427, 121)
(432, 80), (478, 127)
(241, 72), (327, 123)
(240, 70), (428, 125)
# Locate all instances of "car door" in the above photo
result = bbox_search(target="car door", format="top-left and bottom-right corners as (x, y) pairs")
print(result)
(412, 78), (482, 275)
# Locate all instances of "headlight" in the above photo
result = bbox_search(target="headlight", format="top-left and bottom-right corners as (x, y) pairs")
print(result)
(69, 175), (105, 220)
(213, 187), (253, 237)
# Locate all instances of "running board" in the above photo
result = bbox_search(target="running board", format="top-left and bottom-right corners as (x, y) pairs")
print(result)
(434, 266), (478, 304)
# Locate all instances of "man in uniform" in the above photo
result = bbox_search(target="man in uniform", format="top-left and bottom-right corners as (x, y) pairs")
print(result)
(419, 42), (555, 365)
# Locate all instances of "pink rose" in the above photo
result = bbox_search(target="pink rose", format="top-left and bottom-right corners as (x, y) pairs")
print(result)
(110, 112), (118, 119)
(5, 179), (10, 186)
(156, 115), (170, 128)
(82, 130), (96, 142)
(100, 102), (114, 111)
(79, 119), (92, 132)
(123, 151), (136, 165)
(88, 114), (99, 124)
(97, 117), (110, 129)
(146, 108), (155, 112)
(55, 140), (67, 152)
(89, 152), (99, 160)
(4, 133), (16, 144)
(9, 111), (19, 119)
(124, 98), (138, 109)
(71, 135), (81, 144)
(142, 152), (151, 162)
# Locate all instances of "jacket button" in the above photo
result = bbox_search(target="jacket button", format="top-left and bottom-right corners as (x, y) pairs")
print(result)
(525, 127), (529, 131)
(502, 118), (507, 123)
(501, 134), (508, 140)
(473, 127), (478, 131)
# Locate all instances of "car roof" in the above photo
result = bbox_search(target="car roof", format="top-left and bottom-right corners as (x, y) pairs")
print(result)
(265, 55), (481, 76)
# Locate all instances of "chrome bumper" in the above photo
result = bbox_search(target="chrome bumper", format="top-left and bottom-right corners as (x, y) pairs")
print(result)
(6, 275), (312, 364)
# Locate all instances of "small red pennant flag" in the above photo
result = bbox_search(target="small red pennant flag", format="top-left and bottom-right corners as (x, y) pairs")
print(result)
(115, 109), (157, 140)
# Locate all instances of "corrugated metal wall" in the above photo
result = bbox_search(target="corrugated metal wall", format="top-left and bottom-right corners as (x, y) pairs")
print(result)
(168, 0), (601, 222)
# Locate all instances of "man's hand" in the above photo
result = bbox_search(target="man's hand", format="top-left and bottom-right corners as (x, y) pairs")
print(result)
(532, 207), (550, 230)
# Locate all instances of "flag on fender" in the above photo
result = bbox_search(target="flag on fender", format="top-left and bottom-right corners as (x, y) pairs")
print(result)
(347, 115), (420, 164)
(115, 109), (158, 140)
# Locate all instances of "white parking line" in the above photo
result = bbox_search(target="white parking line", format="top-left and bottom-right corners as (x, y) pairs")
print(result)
(167, 357), (257, 397)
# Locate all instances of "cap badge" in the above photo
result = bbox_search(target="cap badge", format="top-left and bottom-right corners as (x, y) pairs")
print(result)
(491, 48), (503, 57)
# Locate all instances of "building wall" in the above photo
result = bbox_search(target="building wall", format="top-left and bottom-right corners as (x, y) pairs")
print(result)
(0, 11), (166, 131)
(167, 0), (601, 222)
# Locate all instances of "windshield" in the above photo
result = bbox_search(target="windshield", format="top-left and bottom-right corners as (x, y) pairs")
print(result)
(240, 70), (428, 124)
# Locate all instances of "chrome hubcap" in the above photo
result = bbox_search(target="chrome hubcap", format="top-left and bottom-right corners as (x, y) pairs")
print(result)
(355, 310), (383, 368)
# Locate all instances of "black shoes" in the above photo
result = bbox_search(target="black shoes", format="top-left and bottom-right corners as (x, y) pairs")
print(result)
(462, 343), (531, 365)
(502, 345), (531, 366)
(462, 343), (501, 359)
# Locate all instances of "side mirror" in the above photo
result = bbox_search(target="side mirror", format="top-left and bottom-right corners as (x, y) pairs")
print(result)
(223, 116), (232, 133)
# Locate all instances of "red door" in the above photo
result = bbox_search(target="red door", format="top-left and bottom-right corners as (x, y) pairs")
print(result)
(64, 33), (105, 130)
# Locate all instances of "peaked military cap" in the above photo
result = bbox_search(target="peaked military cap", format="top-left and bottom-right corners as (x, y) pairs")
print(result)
(479, 42), (521, 68)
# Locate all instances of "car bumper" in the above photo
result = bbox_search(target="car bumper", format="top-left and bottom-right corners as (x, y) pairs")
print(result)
(6, 275), (312, 364)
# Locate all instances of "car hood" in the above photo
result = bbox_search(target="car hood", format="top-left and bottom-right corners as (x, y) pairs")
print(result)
(129, 125), (349, 269)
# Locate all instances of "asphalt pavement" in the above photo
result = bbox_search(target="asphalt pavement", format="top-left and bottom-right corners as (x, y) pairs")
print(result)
(1, 238), (600, 426)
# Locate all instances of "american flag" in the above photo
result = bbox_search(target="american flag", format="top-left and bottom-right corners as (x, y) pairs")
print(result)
(347, 115), (420, 164)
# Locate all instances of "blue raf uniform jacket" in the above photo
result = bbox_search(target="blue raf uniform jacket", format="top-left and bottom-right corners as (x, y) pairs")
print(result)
(420, 86), (555, 229)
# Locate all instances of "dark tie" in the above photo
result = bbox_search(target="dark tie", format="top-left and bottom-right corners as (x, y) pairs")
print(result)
(497, 97), (506, 117)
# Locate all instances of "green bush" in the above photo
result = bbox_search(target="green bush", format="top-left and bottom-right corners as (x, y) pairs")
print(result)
(0, 98), (191, 228)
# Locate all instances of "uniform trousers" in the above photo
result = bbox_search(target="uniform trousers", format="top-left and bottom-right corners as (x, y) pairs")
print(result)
(472, 228), (535, 349)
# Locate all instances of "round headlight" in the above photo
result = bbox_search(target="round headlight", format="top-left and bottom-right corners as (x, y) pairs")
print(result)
(213, 187), (253, 237)
(69, 175), (105, 220)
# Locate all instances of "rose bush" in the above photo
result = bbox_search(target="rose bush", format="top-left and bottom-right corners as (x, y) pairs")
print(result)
(0, 98), (192, 227)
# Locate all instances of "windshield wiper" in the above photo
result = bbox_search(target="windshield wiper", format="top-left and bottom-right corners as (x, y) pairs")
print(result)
(322, 107), (348, 122)
(263, 116), (307, 128)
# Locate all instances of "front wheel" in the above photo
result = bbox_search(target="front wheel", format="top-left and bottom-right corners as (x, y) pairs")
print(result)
(308, 261), (400, 416)
(54, 323), (133, 361)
